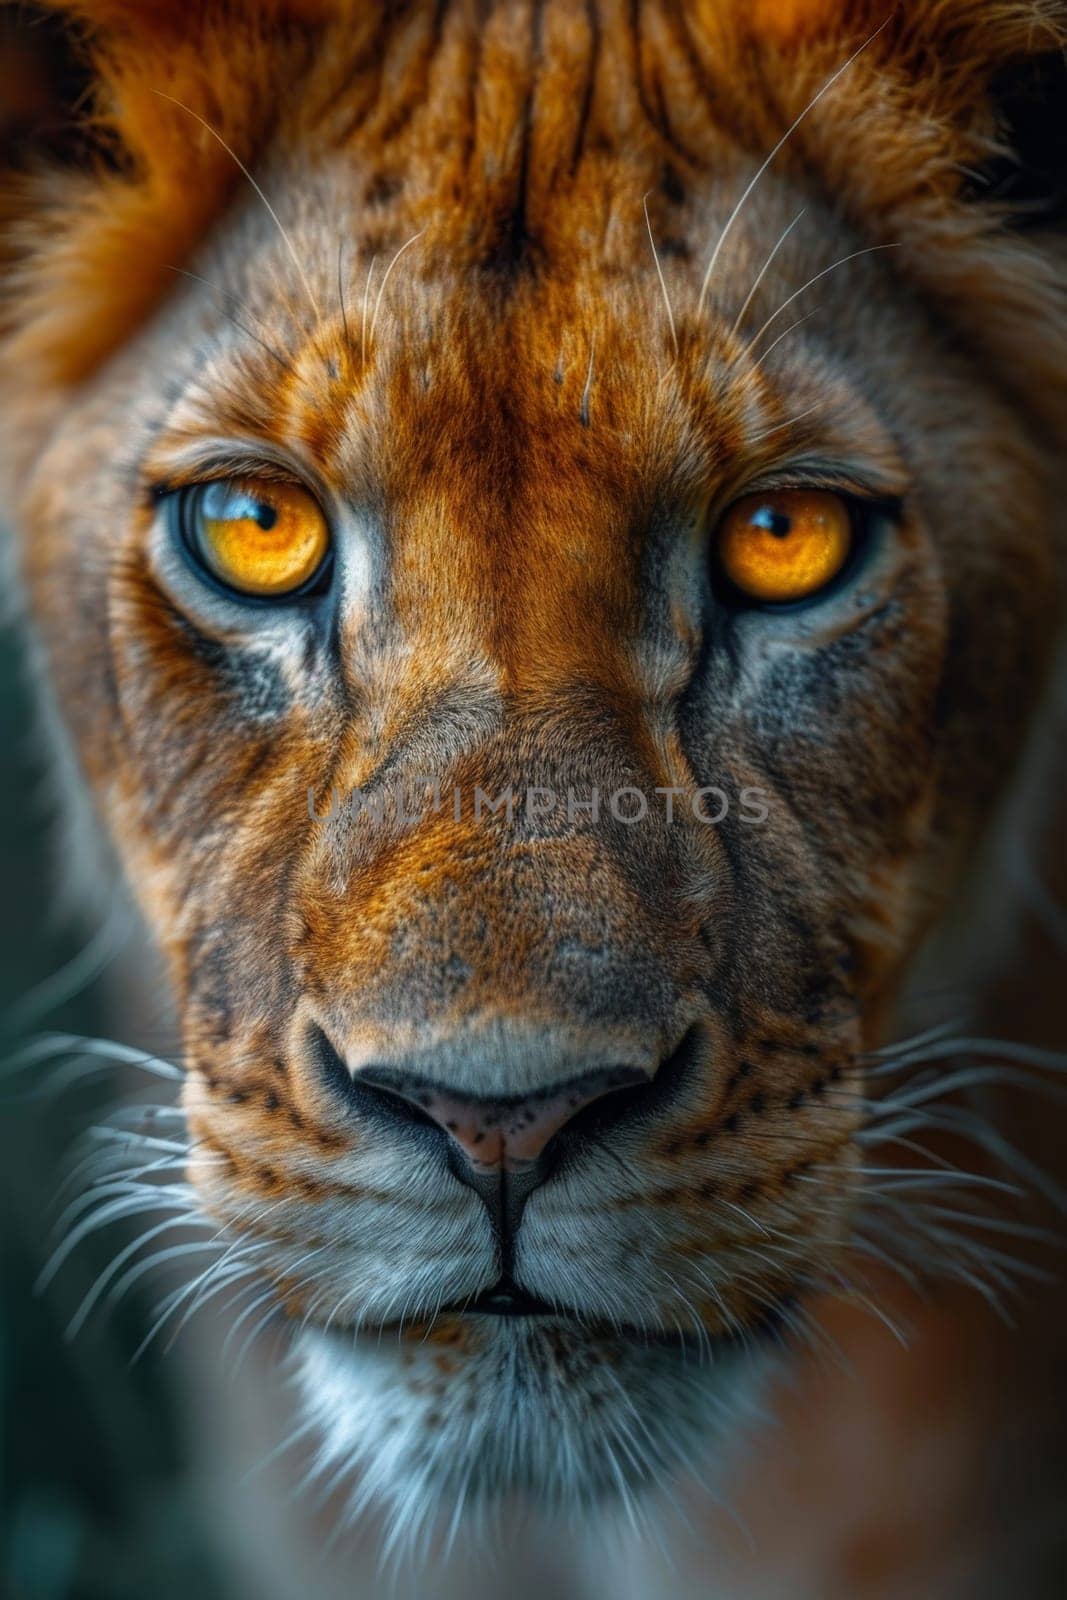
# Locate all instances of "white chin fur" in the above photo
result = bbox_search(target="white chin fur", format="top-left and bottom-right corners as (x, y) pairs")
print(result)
(294, 1316), (775, 1548)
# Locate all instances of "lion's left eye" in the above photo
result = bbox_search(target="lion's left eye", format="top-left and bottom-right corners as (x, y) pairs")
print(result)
(715, 488), (853, 606)
(173, 477), (332, 599)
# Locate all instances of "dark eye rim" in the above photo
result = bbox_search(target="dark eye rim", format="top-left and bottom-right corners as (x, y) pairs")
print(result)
(710, 490), (902, 614)
(162, 480), (335, 605)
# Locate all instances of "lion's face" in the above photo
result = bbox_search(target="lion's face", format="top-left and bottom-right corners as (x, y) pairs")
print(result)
(3, 0), (1064, 1527)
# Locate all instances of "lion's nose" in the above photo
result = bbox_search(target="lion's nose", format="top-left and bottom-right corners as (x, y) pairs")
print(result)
(308, 1022), (696, 1230)
(355, 1063), (650, 1173)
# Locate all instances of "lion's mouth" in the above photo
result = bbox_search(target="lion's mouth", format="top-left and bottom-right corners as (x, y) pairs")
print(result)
(341, 1277), (595, 1335)
(439, 1277), (563, 1319)
(349, 1273), (796, 1350)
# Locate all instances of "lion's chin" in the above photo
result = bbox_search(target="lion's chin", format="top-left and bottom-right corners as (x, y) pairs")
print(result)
(293, 1314), (777, 1544)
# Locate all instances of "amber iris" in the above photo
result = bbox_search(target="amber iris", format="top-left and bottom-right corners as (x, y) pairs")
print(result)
(717, 489), (853, 604)
(188, 478), (330, 597)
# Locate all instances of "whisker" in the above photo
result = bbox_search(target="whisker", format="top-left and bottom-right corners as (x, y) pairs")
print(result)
(6, 896), (130, 1031)
(151, 90), (321, 319)
(864, 1018), (968, 1060)
(859, 1103), (1067, 1212)
(864, 1204), (1052, 1289)
(337, 238), (350, 347)
(746, 243), (901, 355)
(52, 1174), (192, 1238)
(697, 19), (889, 313)
(747, 308), (819, 371)
(864, 1196), (1059, 1248)
(749, 401), (823, 442)
(643, 191), (679, 359)
(870, 1037), (1067, 1077)
(165, 267), (298, 374)
(829, 1272), (910, 1347)
(6, 1032), (182, 1082)
(222, 1284), (287, 1370)
(136, 1259), (265, 1364)
(853, 1221), (1014, 1317)
(38, 1188), (202, 1290)
(730, 207), (806, 340)
(67, 1230), (219, 1341)
(54, 1134), (193, 1205)
(360, 255), (377, 368)
(847, 1167), (1025, 1196)
(368, 230), (426, 348)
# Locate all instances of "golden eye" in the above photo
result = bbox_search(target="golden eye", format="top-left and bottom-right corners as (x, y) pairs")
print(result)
(182, 477), (331, 598)
(717, 488), (853, 605)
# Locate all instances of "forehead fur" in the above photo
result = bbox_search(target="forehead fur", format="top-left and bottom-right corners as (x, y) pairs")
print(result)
(0, 0), (1064, 414)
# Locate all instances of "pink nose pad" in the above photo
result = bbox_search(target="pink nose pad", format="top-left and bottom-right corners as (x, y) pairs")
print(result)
(399, 1067), (648, 1171)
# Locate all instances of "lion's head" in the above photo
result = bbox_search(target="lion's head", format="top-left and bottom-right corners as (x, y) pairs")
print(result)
(2, 0), (1065, 1533)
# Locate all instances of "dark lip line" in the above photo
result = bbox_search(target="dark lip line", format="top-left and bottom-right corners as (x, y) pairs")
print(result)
(438, 1283), (567, 1319)
(336, 1281), (795, 1351)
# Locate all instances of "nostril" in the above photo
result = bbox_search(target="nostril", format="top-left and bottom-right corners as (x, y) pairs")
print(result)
(358, 1061), (653, 1172)
(307, 1021), (702, 1172)
(308, 1025), (444, 1138)
(548, 1024), (701, 1154)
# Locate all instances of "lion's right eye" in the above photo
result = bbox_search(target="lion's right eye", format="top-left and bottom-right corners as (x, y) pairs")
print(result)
(715, 488), (854, 607)
(172, 477), (332, 600)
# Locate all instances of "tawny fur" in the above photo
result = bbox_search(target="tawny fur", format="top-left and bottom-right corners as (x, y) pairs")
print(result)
(1, 0), (1066, 1585)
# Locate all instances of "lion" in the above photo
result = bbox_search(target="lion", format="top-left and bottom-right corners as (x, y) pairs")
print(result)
(2, 0), (1065, 1589)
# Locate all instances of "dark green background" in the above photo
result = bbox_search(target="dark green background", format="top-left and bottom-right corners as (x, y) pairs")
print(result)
(0, 626), (233, 1600)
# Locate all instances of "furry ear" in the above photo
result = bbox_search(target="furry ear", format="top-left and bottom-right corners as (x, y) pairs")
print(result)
(723, 0), (1067, 430)
(894, 4), (1067, 235)
(740, 0), (1067, 228)
(0, 0), (336, 385)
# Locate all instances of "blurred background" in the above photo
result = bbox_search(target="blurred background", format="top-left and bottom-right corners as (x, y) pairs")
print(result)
(0, 621), (237, 1600)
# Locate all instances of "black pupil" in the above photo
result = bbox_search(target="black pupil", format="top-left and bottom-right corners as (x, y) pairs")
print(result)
(752, 505), (793, 539)
(251, 500), (277, 530)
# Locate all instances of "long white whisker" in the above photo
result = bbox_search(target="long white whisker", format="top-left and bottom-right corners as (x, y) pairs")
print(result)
(67, 1231), (219, 1341)
(38, 1189), (202, 1289)
(860, 1103), (1067, 1211)
(746, 243), (901, 354)
(747, 308), (819, 371)
(871, 1037), (1067, 1077)
(52, 1175), (194, 1239)
(360, 255), (377, 367)
(730, 207), (806, 340)
(643, 191), (678, 358)
(7, 898), (130, 1030)
(850, 1167), (1024, 1196)
(697, 20), (889, 312)
(749, 401), (823, 442)
(865, 1019), (967, 1060)
(368, 230), (426, 348)
(830, 1272), (910, 1347)
(151, 90), (320, 319)
(7, 1032), (182, 1081)
(136, 1260), (265, 1364)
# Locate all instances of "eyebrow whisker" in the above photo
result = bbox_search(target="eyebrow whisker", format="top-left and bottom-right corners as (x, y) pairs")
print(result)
(643, 191), (679, 360)
(151, 89), (322, 322)
(730, 208), (806, 342)
(368, 230), (426, 349)
(697, 19), (890, 314)
(746, 244), (901, 355)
